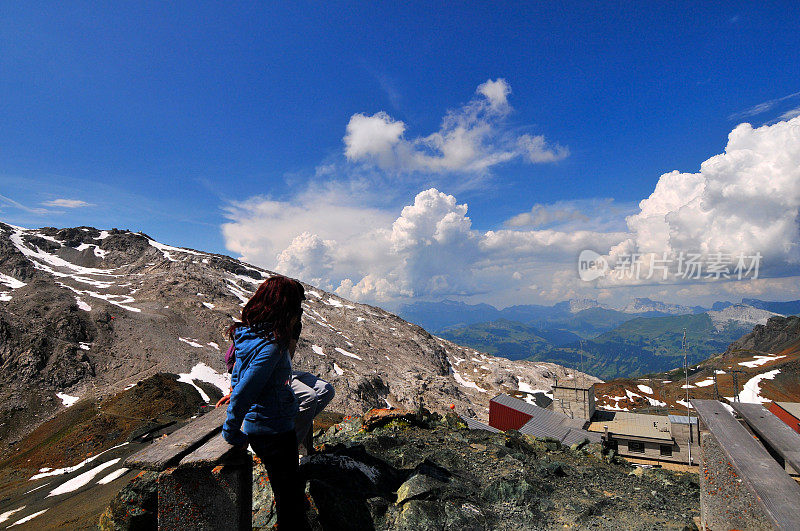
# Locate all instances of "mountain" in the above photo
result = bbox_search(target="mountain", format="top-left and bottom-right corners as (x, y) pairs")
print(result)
(398, 299), (669, 338)
(432, 298), (786, 380)
(593, 315), (800, 412)
(0, 223), (595, 449)
(742, 298), (800, 316)
(550, 313), (755, 379)
(438, 319), (580, 361)
(393, 299), (502, 332)
(619, 297), (704, 315)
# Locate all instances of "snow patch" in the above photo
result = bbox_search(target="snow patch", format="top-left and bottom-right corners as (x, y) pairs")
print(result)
(202, 302), (215, 309)
(0, 273), (26, 289)
(738, 369), (780, 404)
(694, 378), (714, 387)
(452, 370), (488, 393)
(75, 296), (92, 311)
(56, 393), (79, 407)
(312, 345), (326, 356)
(0, 507), (25, 524)
(8, 509), (49, 527)
(637, 385), (653, 394)
(148, 239), (203, 261)
(333, 363), (344, 376)
(47, 459), (121, 497)
(97, 468), (129, 485)
(176, 363), (231, 402)
(29, 442), (129, 480)
(179, 337), (204, 348)
(738, 355), (786, 368)
(334, 347), (362, 360)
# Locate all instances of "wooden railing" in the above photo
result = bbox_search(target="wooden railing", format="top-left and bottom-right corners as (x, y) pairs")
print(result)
(124, 406), (252, 530)
(692, 399), (800, 530)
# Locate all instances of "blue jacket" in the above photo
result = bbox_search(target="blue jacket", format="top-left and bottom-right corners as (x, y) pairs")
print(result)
(222, 324), (298, 446)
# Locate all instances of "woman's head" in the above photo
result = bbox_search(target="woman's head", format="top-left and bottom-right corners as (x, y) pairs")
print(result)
(229, 275), (305, 344)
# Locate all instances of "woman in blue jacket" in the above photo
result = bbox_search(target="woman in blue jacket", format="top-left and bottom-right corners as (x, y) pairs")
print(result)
(222, 275), (307, 529)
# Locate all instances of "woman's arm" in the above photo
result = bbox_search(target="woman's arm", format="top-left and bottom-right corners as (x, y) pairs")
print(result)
(222, 338), (284, 446)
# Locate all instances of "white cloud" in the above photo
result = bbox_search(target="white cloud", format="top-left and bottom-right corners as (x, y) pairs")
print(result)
(619, 116), (800, 269)
(275, 232), (337, 289)
(729, 91), (800, 119)
(476, 78), (511, 111)
(42, 199), (93, 208)
(778, 106), (800, 121)
(342, 79), (567, 175)
(505, 203), (589, 228)
(517, 134), (569, 163)
(343, 112), (406, 163)
(223, 186), (616, 305)
(0, 194), (51, 215)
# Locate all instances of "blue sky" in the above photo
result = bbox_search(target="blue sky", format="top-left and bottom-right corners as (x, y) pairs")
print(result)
(2, 2), (799, 308)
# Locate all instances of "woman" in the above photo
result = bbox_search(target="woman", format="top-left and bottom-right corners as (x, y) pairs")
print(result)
(222, 275), (308, 529)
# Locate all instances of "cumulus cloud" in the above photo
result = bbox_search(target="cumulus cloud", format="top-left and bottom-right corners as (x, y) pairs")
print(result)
(42, 198), (93, 208)
(223, 186), (615, 305)
(597, 115), (800, 287)
(629, 118), (798, 259)
(343, 79), (567, 175)
(275, 232), (337, 288)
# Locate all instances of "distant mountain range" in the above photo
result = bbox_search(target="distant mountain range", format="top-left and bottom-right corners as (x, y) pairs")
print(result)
(398, 297), (800, 380)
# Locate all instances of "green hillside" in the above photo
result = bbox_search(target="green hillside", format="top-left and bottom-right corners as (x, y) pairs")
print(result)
(441, 313), (757, 380)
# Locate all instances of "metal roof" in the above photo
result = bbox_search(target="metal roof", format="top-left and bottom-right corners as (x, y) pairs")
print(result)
(588, 411), (673, 441)
(491, 393), (601, 446)
(491, 393), (552, 418)
(518, 411), (571, 440)
(460, 416), (501, 433)
(775, 402), (800, 419)
(668, 415), (699, 425)
(561, 428), (603, 447)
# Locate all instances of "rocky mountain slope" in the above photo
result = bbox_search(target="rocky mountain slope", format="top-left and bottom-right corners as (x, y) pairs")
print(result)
(0, 223), (593, 449)
(593, 315), (800, 412)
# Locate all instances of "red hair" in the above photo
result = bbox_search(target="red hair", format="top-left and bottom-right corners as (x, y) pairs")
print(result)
(228, 275), (305, 345)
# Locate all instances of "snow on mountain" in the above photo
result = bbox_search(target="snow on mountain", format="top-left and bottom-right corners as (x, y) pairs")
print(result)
(619, 297), (696, 315)
(0, 223), (596, 446)
(707, 304), (781, 331)
(565, 298), (608, 313)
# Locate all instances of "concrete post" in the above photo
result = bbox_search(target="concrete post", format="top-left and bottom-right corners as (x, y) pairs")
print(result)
(156, 455), (253, 530)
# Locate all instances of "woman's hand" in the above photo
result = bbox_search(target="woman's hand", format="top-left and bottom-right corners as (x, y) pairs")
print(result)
(216, 393), (231, 408)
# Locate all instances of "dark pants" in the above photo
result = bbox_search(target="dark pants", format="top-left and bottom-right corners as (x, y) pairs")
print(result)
(249, 430), (308, 530)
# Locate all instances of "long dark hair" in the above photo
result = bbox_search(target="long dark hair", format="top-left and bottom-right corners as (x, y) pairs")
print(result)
(228, 275), (305, 345)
